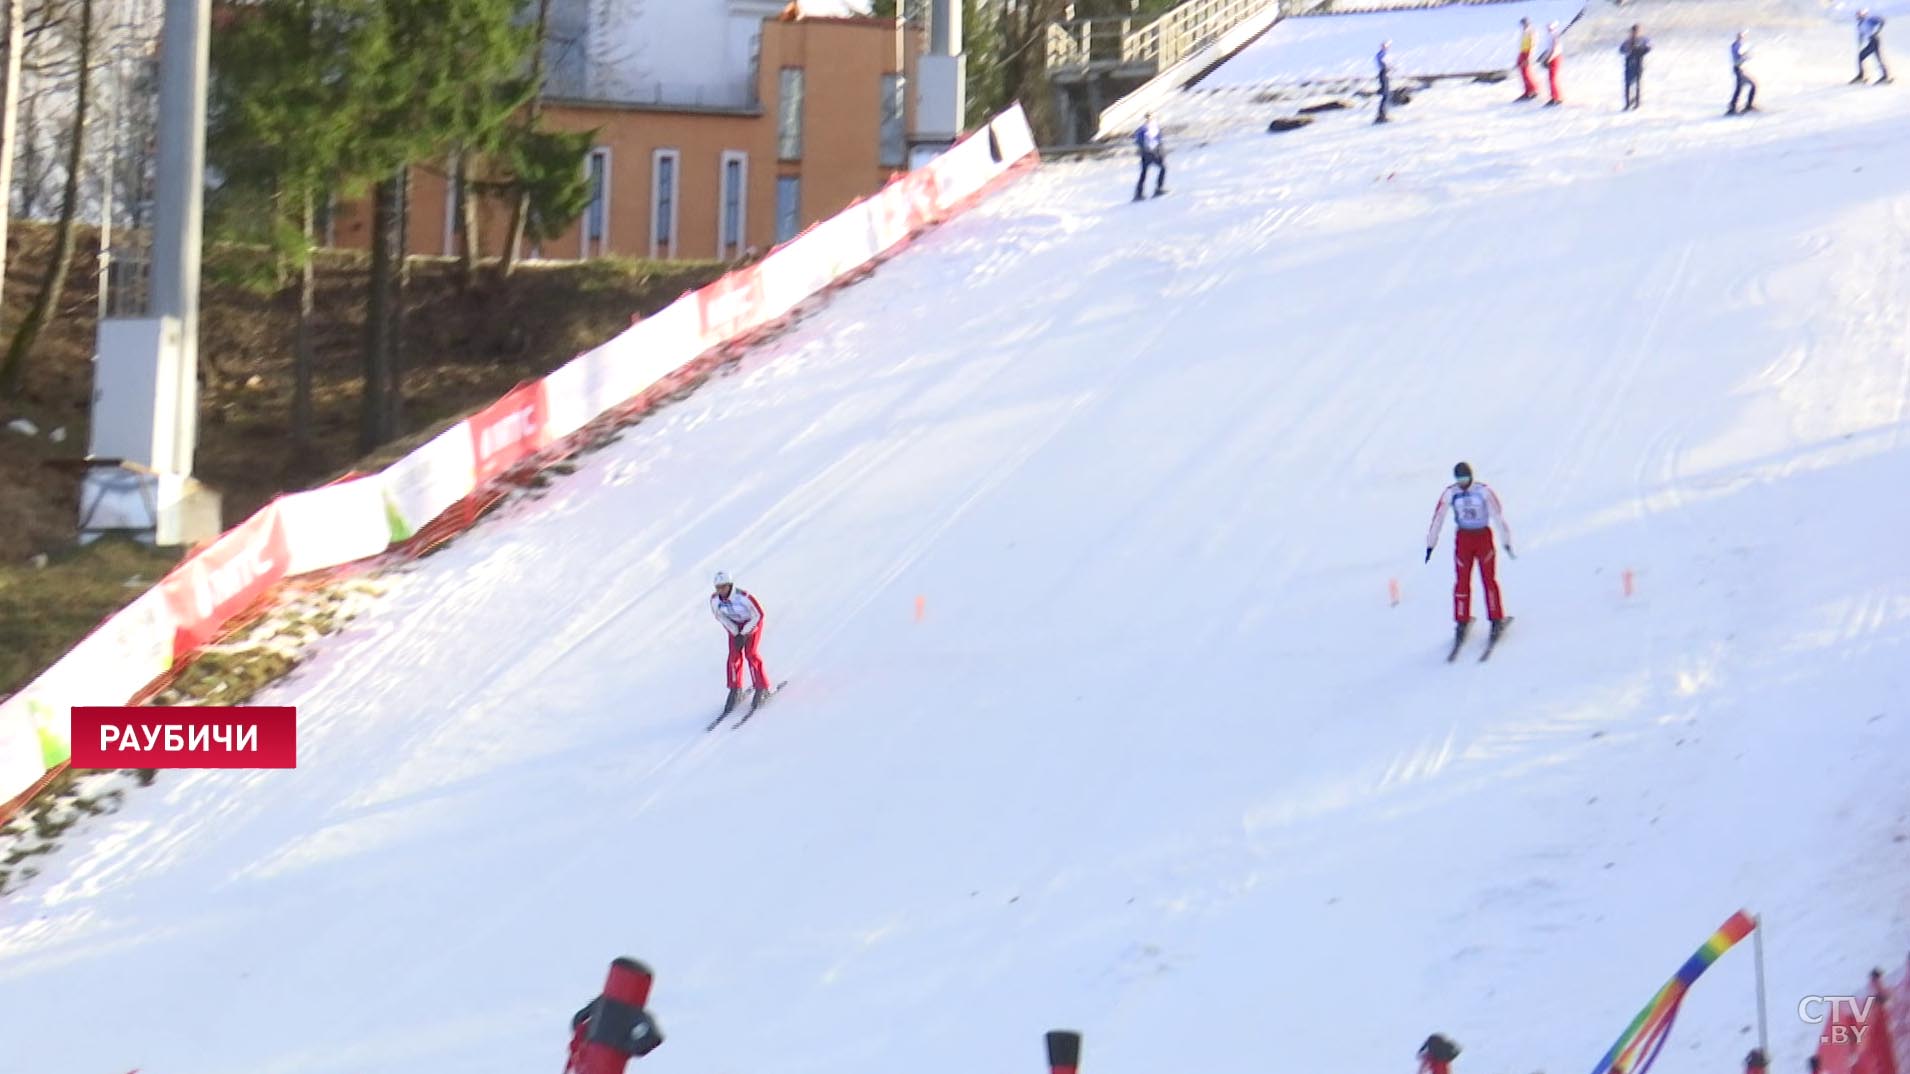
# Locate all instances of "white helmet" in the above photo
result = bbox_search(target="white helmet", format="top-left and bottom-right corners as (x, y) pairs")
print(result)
(713, 570), (732, 588)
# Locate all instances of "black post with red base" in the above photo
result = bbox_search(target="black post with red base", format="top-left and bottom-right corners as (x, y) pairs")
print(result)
(1047, 1029), (1082, 1074)
(565, 958), (665, 1074)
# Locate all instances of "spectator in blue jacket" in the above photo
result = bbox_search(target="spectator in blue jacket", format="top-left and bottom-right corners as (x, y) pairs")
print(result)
(1729, 30), (1759, 113)
(1133, 114), (1166, 200)
(1375, 40), (1394, 123)
(1854, 9), (1890, 83)
(1618, 24), (1651, 110)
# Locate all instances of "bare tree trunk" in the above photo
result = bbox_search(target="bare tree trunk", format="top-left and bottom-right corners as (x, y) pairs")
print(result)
(391, 163), (408, 432)
(1006, 0), (1065, 146)
(497, 0), (552, 278)
(0, 0), (90, 398)
(454, 148), (480, 288)
(360, 171), (399, 451)
(0, 0), (26, 327)
(15, 91), (41, 218)
(292, 186), (315, 452)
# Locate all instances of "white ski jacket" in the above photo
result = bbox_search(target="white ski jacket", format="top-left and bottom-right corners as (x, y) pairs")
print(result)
(1426, 482), (1513, 549)
(712, 589), (765, 636)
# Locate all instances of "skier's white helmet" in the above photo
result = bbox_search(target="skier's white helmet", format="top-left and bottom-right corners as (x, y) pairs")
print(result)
(713, 570), (732, 589)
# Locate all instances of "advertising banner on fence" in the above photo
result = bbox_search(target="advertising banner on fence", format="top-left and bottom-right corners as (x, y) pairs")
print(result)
(381, 423), (479, 541)
(0, 701), (47, 805)
(469, 381), (551, 486)
(560, 296), (698, 429)
(697, 264), (770, 350)
(0, 583), (179, 786)
(276, 475), (393, 577)
(161, 504), (293, 653)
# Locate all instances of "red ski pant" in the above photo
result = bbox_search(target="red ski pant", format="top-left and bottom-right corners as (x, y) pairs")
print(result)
(727, 629), (769, 690)
(1547, 56), (1563, 102)
(1453, 527), (1505, 623)
(1519, 52), (1538, 96)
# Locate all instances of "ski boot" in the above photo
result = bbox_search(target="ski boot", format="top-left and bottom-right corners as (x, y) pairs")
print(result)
(750, 686), (775, 711)
(1489, 617), (1511, 642)
(722, 687), (744, 716)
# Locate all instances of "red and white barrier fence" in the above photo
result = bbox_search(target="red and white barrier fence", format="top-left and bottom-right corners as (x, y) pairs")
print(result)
(1815, 957), (1909, 1074)
(0, 104), (1038, 812)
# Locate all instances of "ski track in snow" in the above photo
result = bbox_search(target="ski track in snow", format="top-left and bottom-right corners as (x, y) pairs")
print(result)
(4, 1), (1910, 1074)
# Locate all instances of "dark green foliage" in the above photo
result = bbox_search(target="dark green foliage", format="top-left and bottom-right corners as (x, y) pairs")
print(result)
(208, 0), (566, 450)
(497, 124), (598, 247)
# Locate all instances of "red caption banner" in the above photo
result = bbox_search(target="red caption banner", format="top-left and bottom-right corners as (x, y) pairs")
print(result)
(71, 706), (298, 769)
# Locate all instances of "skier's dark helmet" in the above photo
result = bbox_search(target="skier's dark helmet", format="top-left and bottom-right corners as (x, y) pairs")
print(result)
(1453, 461), (1473, 485)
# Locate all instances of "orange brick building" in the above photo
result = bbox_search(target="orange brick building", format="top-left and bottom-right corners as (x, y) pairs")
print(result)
(334, 12), (924, 264)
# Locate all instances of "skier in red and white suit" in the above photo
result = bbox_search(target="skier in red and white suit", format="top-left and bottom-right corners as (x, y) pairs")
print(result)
(1425, 462), (1515, 639)
(711, 571), (771, 714)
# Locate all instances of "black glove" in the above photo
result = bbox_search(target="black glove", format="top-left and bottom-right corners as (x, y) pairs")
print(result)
(730, 631), (746, 650)
(1504, 544), (1517, 559)
(1424, 547), (1433, 563)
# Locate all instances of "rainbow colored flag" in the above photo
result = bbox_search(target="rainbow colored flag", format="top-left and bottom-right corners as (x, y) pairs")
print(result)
(1589, 910), (1759, 1074)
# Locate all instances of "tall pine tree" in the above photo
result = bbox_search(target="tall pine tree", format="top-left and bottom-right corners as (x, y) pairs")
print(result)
(211, 0), (573, 451)
(209, 0), (382, 450)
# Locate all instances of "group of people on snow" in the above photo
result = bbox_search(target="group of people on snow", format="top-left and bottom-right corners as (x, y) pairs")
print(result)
(1129, 10), (1890, 189)
(1382, 17), (1566, 122)
(1514, 17), (1569, 105)
(1361, 8), (1889, 124)
(712, 459), (1517, 712)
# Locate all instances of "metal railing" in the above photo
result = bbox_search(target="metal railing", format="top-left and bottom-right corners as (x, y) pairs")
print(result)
(550, 79), (759, 112)
(103, 241), (152, 319)
(543, 60), (759, 112)
(1047, 0), (1277, 78)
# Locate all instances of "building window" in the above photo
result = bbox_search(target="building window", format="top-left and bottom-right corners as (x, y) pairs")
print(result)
(719, 151), (747, 260)
(446, 154), (470, 257)
(651, 149), (679, 259)
(320, 193), (337, 248)
(775, 176), (800, 243)
(879, 73), (906, 168)
(582, 147), (611, 259)
(778, 67), (804, 160)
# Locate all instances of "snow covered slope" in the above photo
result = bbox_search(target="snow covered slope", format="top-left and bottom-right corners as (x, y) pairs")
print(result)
(4, 2), (1909, 1074)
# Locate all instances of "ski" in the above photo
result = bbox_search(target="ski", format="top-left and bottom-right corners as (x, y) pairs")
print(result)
(734, 680), (790, 727)
(1445, 622), (1471, 662)
(1478, 618), (1514, 662)
(706, 688), (750, 733)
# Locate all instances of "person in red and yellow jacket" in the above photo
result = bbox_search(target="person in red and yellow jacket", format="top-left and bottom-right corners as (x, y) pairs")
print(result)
(1516, 18), (1539, 100)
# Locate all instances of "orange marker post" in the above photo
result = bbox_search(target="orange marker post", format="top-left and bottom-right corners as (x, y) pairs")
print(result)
(914, 595), (926, 622)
